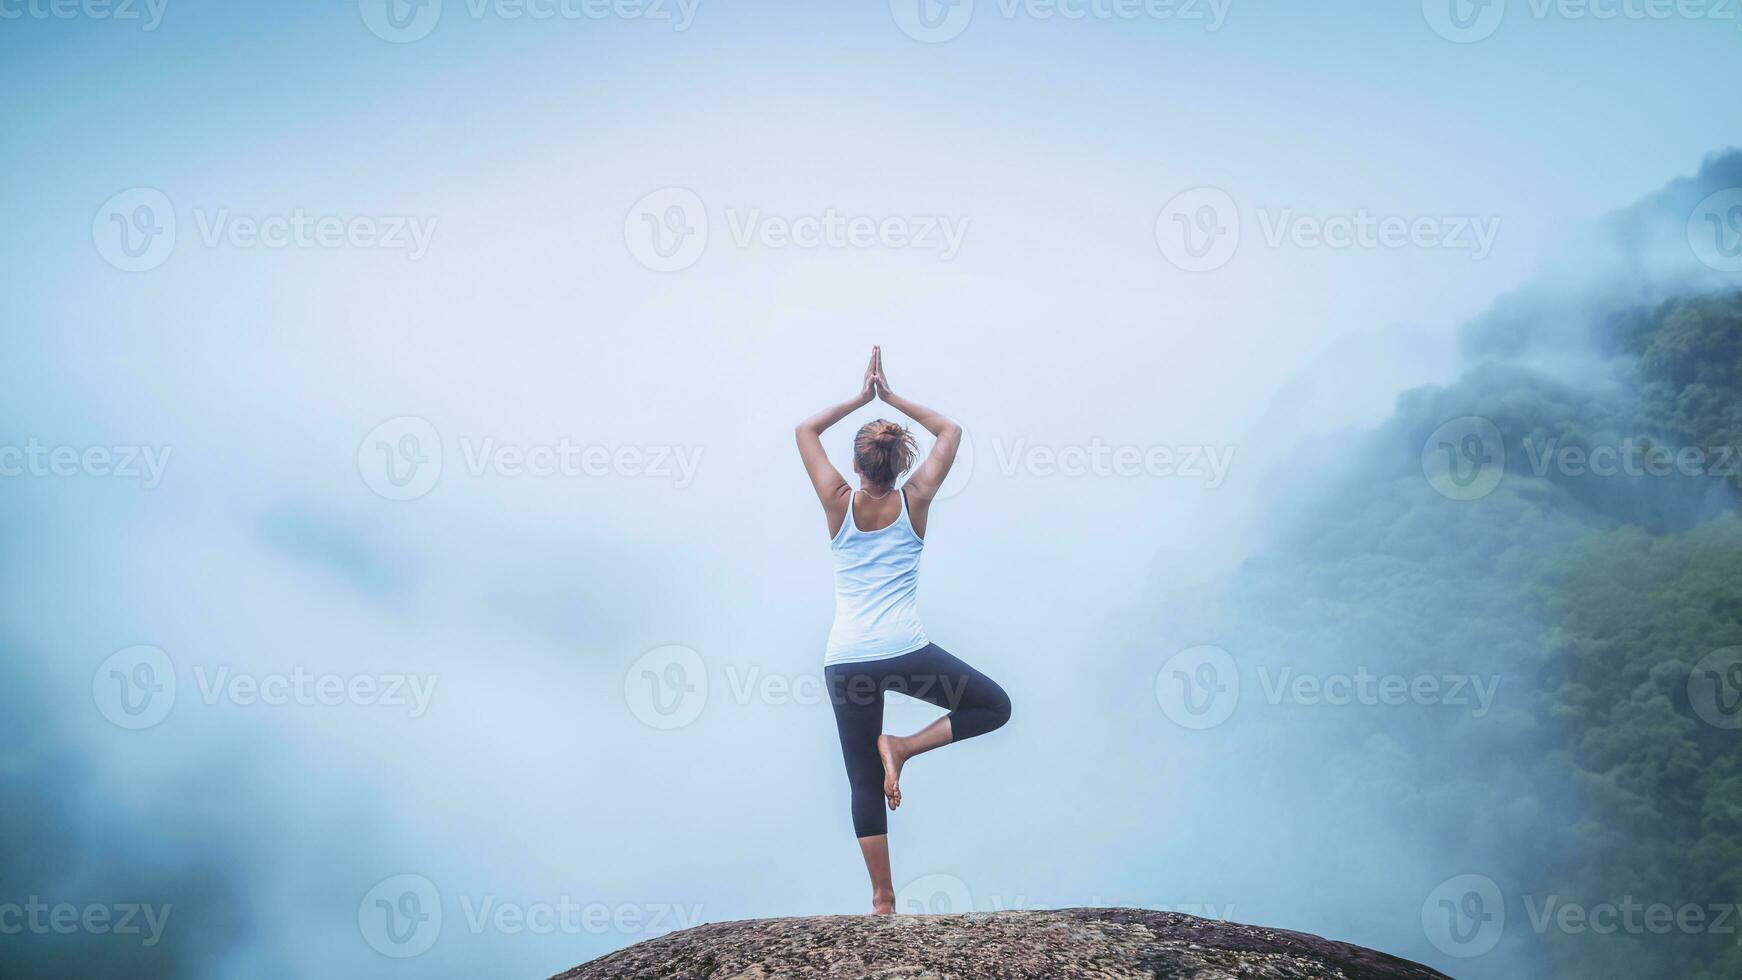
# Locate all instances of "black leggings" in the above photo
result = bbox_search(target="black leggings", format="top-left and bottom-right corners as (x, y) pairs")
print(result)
(825, 642), (1011, 838)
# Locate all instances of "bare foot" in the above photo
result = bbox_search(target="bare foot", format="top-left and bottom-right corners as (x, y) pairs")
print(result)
(876, 734), (905, 810)
(872, 891), (895, 915)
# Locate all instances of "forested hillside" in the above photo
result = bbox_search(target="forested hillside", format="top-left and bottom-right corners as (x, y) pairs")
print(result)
(1141, 152), (1742, 978)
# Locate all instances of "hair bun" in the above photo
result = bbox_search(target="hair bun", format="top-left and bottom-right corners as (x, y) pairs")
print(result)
(853, 419), (919, 485)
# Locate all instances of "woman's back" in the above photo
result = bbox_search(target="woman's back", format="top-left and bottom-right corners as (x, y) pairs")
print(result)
(826, 489), (928, 666)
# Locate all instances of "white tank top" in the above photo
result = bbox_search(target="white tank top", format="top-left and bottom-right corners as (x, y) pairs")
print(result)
(824, 488), (929, 666)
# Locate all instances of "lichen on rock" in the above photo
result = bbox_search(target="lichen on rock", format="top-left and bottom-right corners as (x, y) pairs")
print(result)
(552, 907), (1450, 980)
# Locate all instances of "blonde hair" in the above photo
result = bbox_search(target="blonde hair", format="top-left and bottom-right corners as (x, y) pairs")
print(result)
(853, 419), (918, 489)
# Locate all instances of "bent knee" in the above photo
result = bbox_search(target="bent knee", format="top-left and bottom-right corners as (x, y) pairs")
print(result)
(985, 687), (1012, 731)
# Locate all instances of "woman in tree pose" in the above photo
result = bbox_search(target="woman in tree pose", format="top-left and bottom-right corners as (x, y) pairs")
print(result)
(794, 346), (1012, 914)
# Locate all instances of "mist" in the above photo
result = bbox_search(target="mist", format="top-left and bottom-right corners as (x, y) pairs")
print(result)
(4, 3), (1742, 977)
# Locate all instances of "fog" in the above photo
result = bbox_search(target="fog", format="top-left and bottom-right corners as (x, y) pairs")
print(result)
(4, 3), (1741, 977)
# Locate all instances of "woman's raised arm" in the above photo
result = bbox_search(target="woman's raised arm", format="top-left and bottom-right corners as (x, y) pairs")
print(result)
(873, 351), (962, 502)
(795, 347), (879, 507)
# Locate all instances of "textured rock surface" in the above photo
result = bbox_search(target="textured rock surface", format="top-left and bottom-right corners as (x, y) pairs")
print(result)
(552, 907), (1451, 980)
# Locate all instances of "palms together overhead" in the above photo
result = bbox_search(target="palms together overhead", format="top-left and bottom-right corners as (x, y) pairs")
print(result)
(860, 346), (894, 403)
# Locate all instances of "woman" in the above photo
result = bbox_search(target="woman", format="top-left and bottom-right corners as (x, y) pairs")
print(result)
(794, 346), (1012, 914)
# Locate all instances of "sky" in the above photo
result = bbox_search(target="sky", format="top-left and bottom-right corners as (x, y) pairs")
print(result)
(2, 0), (1740, 977)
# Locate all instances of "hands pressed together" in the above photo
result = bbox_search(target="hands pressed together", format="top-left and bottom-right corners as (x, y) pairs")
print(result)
(858, 346), (896, 405)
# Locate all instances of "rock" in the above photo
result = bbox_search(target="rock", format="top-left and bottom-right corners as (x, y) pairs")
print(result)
(551, 907), (1450, 979)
